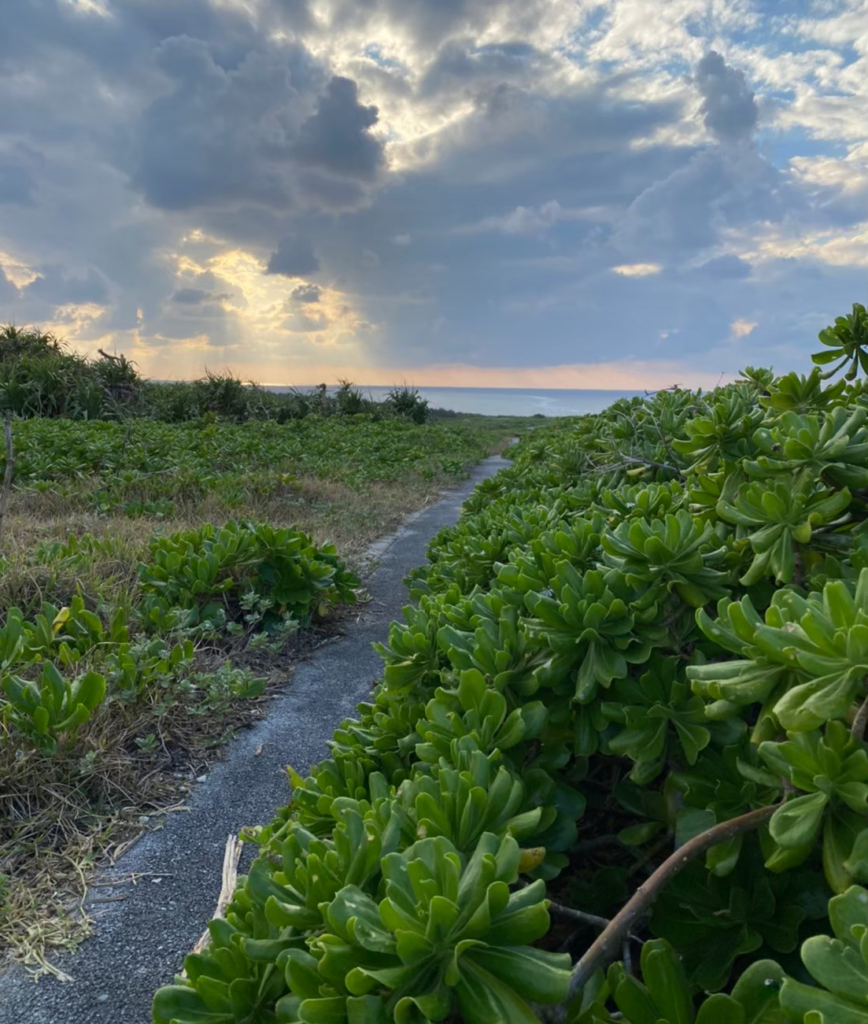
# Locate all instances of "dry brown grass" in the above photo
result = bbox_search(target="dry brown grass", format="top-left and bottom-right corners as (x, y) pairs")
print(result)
(3, 471), (450, 564)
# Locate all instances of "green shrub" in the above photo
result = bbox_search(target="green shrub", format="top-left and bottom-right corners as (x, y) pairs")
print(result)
(152, 307), (868, 1024)
(0, 325), (142, 419)
(139, 520), (359, 634)
(386, 385), (430, 424)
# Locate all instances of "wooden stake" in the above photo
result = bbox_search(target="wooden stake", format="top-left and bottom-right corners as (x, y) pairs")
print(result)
(0, 410), (14, 550)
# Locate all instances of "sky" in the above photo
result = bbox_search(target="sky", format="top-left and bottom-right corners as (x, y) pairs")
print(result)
(0, 0), (865, 390)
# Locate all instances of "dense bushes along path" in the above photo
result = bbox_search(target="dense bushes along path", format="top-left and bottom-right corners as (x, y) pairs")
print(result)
(0, 455), (511, 1024)
(142, 307), (867, 1024)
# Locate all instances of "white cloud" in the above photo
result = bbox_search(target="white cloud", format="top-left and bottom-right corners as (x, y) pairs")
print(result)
(730, 317), (757, 339)
(611, 263), (663, 277)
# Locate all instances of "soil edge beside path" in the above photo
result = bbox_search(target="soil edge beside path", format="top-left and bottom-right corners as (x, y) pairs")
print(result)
(1, 454), (510, 1024)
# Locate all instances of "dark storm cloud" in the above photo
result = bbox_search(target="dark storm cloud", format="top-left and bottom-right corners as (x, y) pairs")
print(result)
(296, 170), (368, 212)
(266, 236), (320, 277)
(695, 50), (759, 143)
(291, 283), (322, 303)
(293, 77), (385, 180)
(0, 0), (305, 74)
(131, 35), (322, 211)
(127, 37), (385, 217)
(1, 0), (365, 216)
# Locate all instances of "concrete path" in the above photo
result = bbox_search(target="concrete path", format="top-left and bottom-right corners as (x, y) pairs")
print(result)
(1, 455), (508, 1024)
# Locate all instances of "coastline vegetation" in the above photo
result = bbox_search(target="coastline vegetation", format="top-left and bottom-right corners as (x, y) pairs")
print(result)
(0, 324), (529, 975)
(151, 306), (868, 1024)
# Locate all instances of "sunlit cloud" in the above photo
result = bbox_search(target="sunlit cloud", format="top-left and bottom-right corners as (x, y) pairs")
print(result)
(730, 318), (757, 339)
(611, 263), (664, 277)
(0, 249), (39, 289)
(734, 223), (868, 268)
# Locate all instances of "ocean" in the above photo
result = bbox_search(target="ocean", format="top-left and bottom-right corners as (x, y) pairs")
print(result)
(265, 385), (644, 417)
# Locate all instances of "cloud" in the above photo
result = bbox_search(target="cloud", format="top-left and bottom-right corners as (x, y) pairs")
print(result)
(730, 317), (757, 339)
(171, 287), (213, 304)
(0, 148), (39, 205)
(293, 76), (385, 181)
(290, 283), (322, 303)
(419, 39), (549, 98)
(695, 50), (759, 144)
(0, 265), (19, 303)
(613, 54), (788, 264)
(281, 309), (329, 332)
(142, 285), (243, 347)
(266, 236), (320, 277)
(612, 263), (663, 277)
(0, 0), (865, 386)
(23, 265), (110, 306)
(693, 255), (752, 279)
(131, 35), (314, 212)
(474, 200), (564, 236)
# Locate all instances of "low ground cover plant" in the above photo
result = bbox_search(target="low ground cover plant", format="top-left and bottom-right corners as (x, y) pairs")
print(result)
(139, 521), (358, 634)
(0, 324), (523, 975)
(8, 413), (494, 512)
(155, 307), (868, 1023)
(0, 520), (360, 973)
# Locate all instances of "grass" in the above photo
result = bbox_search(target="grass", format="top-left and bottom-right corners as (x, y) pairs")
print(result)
(4, 471), (472, 571)
(0, 412), (537, 978)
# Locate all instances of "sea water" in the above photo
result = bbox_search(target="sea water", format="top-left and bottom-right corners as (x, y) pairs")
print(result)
(265, 385), (644, 417)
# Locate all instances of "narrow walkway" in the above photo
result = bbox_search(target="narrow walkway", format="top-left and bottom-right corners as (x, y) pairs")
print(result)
(1, 455), (509, 1024)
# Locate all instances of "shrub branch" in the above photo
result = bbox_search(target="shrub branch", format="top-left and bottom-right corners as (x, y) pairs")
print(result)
(852, 686), (868, 741)
(563, 802), (779, 1002)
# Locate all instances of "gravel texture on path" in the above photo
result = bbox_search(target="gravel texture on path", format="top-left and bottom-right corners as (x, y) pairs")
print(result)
(1, 454), (509, 1024)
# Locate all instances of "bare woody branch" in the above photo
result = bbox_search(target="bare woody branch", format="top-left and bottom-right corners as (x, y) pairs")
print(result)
(564, 802), (779, 1002)
(852, 686), (868, 741)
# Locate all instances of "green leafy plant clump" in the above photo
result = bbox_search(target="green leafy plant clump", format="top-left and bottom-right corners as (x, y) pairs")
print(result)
(0, 522), (361, 970)
(152, 308), (868, 1024)
(1, 522), (360, 758)
(139, 521), (359, 634)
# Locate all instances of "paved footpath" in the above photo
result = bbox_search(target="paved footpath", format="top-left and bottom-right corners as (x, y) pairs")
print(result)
(1, 455), (509, 1024)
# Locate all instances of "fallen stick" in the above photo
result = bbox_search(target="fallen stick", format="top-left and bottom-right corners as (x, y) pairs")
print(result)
(188, 835), (242, 960)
